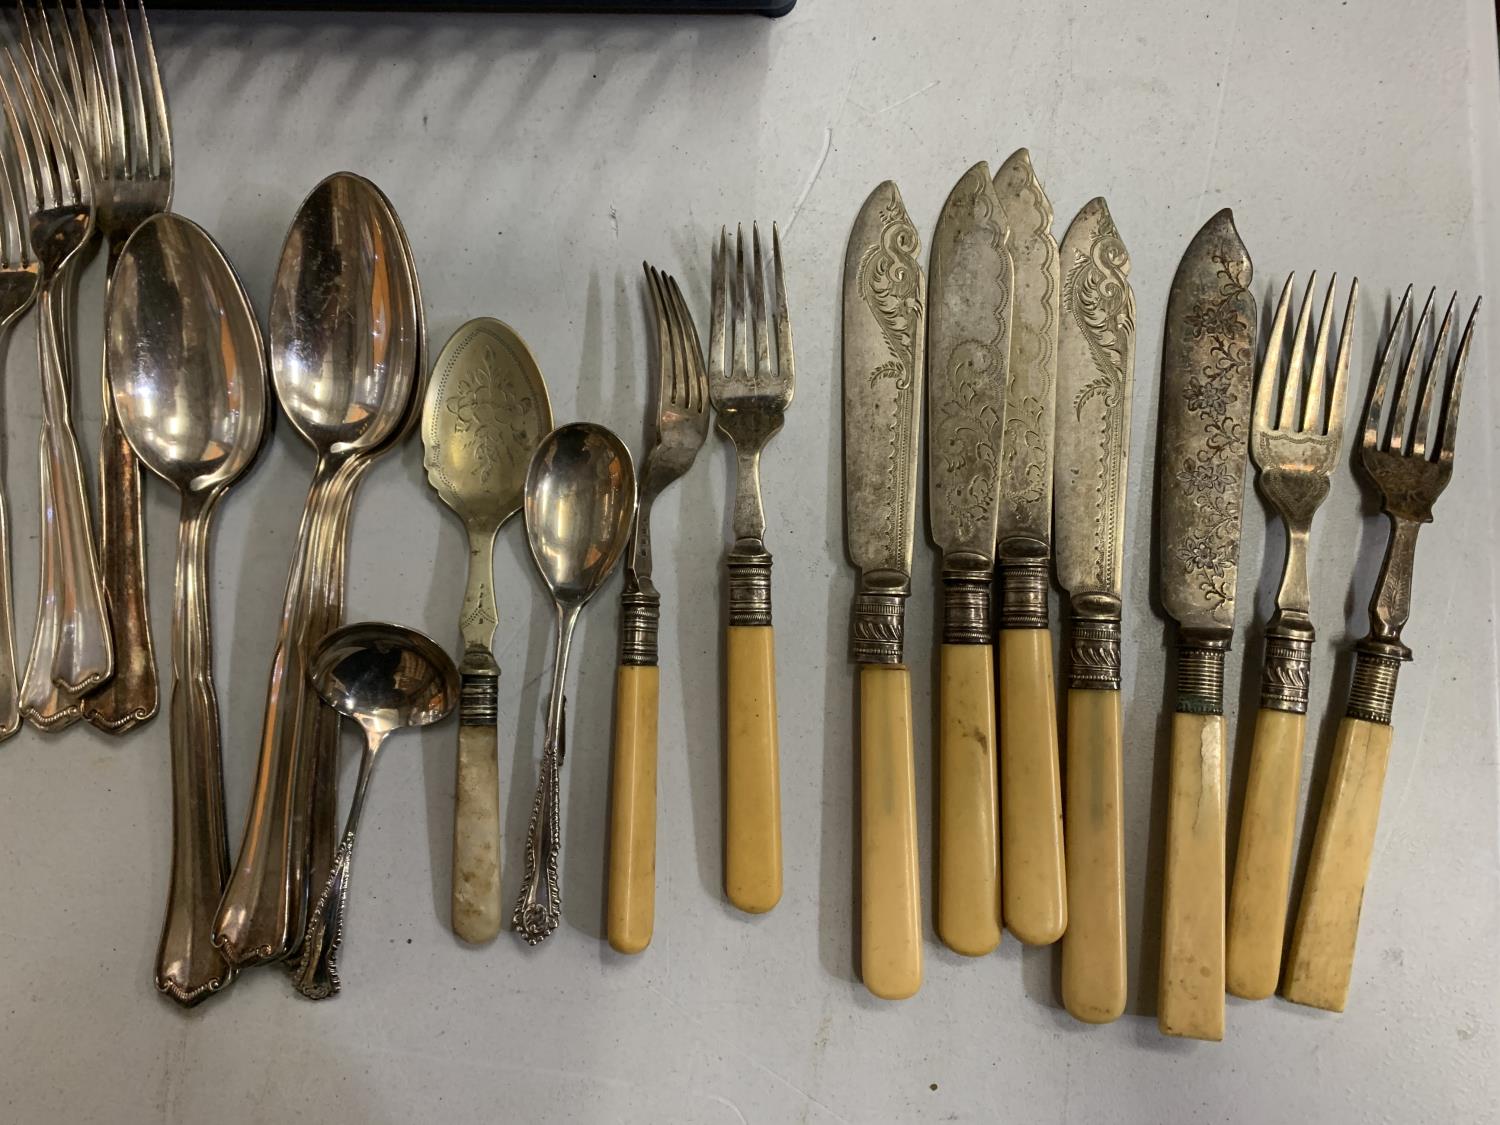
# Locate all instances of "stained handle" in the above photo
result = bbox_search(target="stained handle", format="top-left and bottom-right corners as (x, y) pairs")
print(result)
(725, 625), (782, 914)
(1226, 707), (1306, 1000)
(937, 643), (999, 956)
(1283, 716), (1394, 1012)
(608, 664), (659, 954)
(998, 627), (1066, 945)
(1159, 710), (1227, 1041)
(1061, 688), (1126, 1023)
(859, 663), (922, 1000)
(452, 679), (503, 944)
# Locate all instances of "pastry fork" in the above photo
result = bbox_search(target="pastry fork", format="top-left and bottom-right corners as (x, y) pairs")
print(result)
(1284, 286), (1479, 1012)
(1227, 273), (1356, 1000)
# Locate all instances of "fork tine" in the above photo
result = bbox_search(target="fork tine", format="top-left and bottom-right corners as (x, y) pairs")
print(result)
(114, 0), (147, 176)
(667, 273), (707, 414)
(708, 226), (727, 385)
(772, 222), (793, 390)
(134, 0), (169, 178)
(1300, 274), (1336, 433)
(97, 1), (125, 175)
(751, 222), (772, 384)
(1409, 293), (1456, 459)
(1255, 274), (1294, 435)
(7, 49), (57, 211)
(69, 0), (105, 171)
(0, 125), (20, 266)
(1324, 277), (1359, 438)
(731, 225), (749, 386)
(643, 262), (672, 415)
(1435, 296), (1479, 466)
(1279, 270), (1317, 431)
(1364, 286), (1411, 452)
(1386, 288), (1435, 455)
(0, 56), (39, 222)
(663, 271), (689, 408)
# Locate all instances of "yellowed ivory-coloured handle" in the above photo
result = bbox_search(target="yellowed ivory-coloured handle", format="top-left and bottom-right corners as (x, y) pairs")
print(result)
(1061, 688), (1126, 1023)
(1283, 716), (1394, 1012)
(859, 663), (922, 1000)
(998, 628), (1066, 945)
(725, 626), (782, 914)
(1159, 710), (1226, 1041)
(452, 721), (503, 943)
(1226, 707), (1306, 1000)
(608, 664), (659, 954)
(937, 643), (1000, 956)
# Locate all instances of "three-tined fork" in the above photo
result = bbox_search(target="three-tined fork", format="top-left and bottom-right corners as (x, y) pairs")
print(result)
(1226, 273), (1356, 1001)
(709, 224), (794, 915)
(1284, 286), (1479, 1013)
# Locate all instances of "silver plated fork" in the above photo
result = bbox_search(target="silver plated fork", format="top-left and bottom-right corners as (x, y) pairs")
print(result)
(1, 39), (110, 729)
(1226, 272), (1356, 1001)
(1284, 286), (1479, 1013)
(709, 223), (793, 915)
(607, 263), (710, 954)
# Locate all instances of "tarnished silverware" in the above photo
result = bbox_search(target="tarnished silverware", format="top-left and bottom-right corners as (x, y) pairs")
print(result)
(843, 181), (925, 1000)
(515, 422), (635, 945)
(214, 173), (420, 969)
(708, 224), (793, 917)
(2, 42), (111, 728)
(926, 161), (1009, 958)
(109, 214), (266, 1007)
(1054, 197), (1135, 1024)
(1285, 288), (1478, 1013)
(63, 0), (172, 734)
(1227, 274), (1356, 1001)
(1156, 209), (1256, 1041)
(608, 265), (709, 954)
(293, 622), (458, 999)
(0, 118), (40, 742)
(990, 149), (1066, 947)
(421, 318), (551, 944)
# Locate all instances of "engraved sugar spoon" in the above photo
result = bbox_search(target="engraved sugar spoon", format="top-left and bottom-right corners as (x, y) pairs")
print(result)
(292, 622), (458, 999)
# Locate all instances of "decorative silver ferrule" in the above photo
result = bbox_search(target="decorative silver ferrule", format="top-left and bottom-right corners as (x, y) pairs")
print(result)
(1068, 596), (1121, 691)
(460, 670), (499, 726)
(619, 586), (660, 666)
(941, 571), (991, 645)
(1346, 642), (1404, 726)
(1176, 637), (1229, 715)
(727, 545), (773, 627)
(851, 591), (906, 665)
(1260, 631), (1313, 714)
(998, 557), (1049, 630)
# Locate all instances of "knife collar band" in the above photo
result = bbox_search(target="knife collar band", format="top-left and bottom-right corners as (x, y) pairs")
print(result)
(1260, 632), (1313, 714)
(460, 669), (499, 727)
(998, 557), (1050, 630)
(619, 587), (661, 666)
(851, 591), (906, 665)
(726, 545), (773, 627)
(941, 570), (991, 645)
(1175, 638), (1228, 714)
(1346, 642), (1405, 725)
(1068, 599), (1121, 691)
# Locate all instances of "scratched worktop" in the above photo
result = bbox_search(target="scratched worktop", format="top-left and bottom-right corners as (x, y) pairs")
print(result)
(0, 2), (1495, 1121)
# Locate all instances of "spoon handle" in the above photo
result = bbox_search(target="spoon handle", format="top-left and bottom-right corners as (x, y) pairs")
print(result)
(452, 659), (502, 943)
(514, 712), (563, 945)
(156, 495), (236, 1007)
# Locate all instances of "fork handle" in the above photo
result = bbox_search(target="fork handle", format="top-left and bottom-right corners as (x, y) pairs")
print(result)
(608, 663), (658, 954)
(725, 549), (781, 915)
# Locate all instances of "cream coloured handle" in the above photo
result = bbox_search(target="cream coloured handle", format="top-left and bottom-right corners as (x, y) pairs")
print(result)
(1283, 716), (1394, 1012)
(998, 628), (1066, 944)
(1226, 707), (1305, 1000)
(1159, 710), (1226, 1041)
(859, 663), (922, 1000)
(937, 643), (999, 956)
(608, 664), (659, 954)
(725, 626), (782, 914)
(452, 715), (503, 944)
(1061, 688), (1126, 1023)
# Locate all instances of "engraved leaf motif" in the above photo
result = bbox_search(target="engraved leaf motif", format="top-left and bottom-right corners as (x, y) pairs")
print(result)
(444, 344), (536, 485)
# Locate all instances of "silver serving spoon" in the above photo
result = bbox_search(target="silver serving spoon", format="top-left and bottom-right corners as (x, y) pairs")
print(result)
(292, 622), (458, 999)
(108, 214), (268, 1006)
(514, 423), (636, 944)
(215, 173), (420, 969)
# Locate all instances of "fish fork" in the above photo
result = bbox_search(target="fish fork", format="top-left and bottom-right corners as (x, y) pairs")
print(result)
(64, 0), (171, 733)
(1, 39), (110, 728)
(1284, 286), (1479, 1012)
(709, 223), (793, 915)
(607, 263), (710, 954)
(1226, 273), (1356, 1000)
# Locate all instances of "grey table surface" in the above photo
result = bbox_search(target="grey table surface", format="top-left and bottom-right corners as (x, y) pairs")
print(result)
(1, 1), (1496, 1122)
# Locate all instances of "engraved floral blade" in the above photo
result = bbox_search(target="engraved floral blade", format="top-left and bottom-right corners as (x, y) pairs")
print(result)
(992, 148), (1059, 557)
(1053, 198), (1135, 600)
(927, 161), (1010, 562)
(1158, 208), (1257, 636)
(843, 180), (925, 580)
